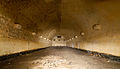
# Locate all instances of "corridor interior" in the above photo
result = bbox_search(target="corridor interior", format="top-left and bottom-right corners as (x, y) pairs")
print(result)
(0, 0), (120, 69)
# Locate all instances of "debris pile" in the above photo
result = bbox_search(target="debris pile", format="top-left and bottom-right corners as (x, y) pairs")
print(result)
(32, 56), (73, 69)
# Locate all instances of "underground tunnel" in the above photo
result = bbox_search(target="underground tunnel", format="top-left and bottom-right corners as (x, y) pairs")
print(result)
(0, 0), (120, 69)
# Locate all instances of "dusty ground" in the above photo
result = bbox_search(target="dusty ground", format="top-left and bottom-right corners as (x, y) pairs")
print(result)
(0, 47), (120, 69)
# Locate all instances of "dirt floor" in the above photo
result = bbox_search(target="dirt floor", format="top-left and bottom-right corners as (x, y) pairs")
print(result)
(0, 47), (120, 69)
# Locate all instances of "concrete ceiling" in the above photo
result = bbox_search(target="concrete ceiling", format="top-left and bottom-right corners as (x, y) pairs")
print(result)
(0, 0), (120, 41)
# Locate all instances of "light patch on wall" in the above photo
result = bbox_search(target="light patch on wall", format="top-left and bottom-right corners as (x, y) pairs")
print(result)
(0, 38), (46, 56)
(46, 29), (57, 39)
(81, 42), (120, 56)
(13, 24), (22, 29)
(80, 32), (85, 36)
(78, 34), (120, 56)
(32, 32), (36, 36)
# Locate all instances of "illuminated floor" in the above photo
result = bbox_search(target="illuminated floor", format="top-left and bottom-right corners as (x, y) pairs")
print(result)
(0, 47), (120, 69)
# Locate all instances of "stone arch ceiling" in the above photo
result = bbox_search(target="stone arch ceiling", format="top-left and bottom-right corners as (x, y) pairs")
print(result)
(0, 0), (120, 41)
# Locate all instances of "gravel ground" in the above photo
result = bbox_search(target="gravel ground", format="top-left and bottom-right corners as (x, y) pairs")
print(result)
(0, 47), (120, 69)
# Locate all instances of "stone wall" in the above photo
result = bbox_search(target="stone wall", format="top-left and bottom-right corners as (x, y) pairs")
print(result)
(0, 14), (49, 56)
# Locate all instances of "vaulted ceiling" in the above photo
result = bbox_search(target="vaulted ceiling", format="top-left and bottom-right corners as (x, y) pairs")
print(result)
(0, 0), (120, 41)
